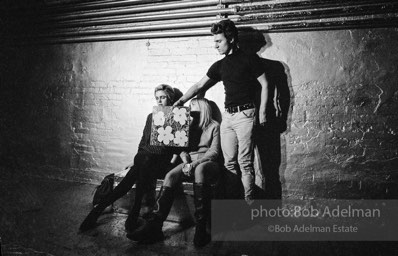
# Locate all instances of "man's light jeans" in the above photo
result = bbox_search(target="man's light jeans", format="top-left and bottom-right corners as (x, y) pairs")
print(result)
(220, 108), (256, 201)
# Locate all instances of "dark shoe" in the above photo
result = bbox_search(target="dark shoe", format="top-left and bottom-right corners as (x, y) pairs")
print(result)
(126, 217), (163, 242)
(79, 206), (103, 232)
(194, 222), (211, 247)
(245, 196), (255, 206)
(124, 212), (140, 233)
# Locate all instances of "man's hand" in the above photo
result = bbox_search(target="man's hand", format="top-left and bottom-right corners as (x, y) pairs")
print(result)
(259, 111), (267, 126)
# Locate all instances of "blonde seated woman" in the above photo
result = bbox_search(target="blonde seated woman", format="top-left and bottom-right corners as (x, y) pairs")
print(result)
(128, 98), (221, 247)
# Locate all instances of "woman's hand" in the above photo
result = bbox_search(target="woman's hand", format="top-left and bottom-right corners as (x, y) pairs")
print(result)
(180, 151), (191, 164)
(182, 163), (193, 177)
(170, 154), (178, 164)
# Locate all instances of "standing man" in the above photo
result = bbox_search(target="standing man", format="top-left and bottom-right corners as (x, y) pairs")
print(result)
(174, 19), (268, 203)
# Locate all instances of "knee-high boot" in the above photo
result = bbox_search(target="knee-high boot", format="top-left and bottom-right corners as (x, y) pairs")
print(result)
(79, 193), (115, 232)
(193, 183), (211, 247)
(79, 169), (138, 232)
(124, 182), (145, 233)
(206, 183), (218, 228)
(127, 186), (175, 242)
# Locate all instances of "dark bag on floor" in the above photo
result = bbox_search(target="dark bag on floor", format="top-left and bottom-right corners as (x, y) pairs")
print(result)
(93, 173), (114, 206)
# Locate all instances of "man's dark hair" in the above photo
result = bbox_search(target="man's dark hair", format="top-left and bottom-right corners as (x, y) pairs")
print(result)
(173, 87), (183, 103)
(211, 19), (239, 48)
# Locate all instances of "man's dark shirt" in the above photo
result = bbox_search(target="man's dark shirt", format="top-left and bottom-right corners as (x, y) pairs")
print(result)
(206, 49), (264, 108)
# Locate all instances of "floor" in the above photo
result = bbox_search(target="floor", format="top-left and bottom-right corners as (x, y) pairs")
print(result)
(1, 177), (397, 256)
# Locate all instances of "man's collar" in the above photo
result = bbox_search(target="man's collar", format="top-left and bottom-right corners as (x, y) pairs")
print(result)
(225, 47), (240, 56)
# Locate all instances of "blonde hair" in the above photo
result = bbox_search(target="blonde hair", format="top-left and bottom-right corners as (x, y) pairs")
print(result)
(190, 98), (215, 130)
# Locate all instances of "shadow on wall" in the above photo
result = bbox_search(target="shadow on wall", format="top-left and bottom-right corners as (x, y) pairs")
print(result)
(238, 27), (294, 199)
(1, 46), (76, 178)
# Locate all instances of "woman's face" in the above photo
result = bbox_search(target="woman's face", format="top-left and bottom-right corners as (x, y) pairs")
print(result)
(155, 90), (170, 106)
(189, 102), (200, 125)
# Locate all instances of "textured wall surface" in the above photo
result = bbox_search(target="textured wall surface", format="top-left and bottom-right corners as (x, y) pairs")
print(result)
(1, 28), (397, 198)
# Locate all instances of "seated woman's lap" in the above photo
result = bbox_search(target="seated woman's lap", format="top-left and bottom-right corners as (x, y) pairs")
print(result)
(194, 161), (220, 184)
(163, 161), (220, 188)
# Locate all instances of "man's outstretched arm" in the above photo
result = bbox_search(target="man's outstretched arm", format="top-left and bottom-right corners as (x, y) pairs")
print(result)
(173, 75), (217, 106)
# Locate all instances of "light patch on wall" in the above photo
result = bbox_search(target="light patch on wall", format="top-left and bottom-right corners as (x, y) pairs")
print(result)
(84, 40), (149, 82)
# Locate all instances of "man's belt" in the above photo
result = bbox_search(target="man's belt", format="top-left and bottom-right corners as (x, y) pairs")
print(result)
(225, 103), (255, 114)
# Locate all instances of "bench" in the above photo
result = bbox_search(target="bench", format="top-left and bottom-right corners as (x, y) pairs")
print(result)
(111, 142), (265, 223)
(113, 172), (195, 223)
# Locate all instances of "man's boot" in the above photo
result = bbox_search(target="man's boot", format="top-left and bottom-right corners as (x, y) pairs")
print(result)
(193, 183), (211, 247)
(127, 186), (175, 243)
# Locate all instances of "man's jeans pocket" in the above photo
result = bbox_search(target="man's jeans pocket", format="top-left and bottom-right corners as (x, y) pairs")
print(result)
(242, 108), (256, 119)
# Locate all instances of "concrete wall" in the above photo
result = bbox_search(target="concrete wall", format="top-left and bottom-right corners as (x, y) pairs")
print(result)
(1, 28), (397, 198)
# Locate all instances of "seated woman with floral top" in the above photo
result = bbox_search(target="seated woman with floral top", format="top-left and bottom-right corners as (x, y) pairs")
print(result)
(128, 98), (221, 247)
